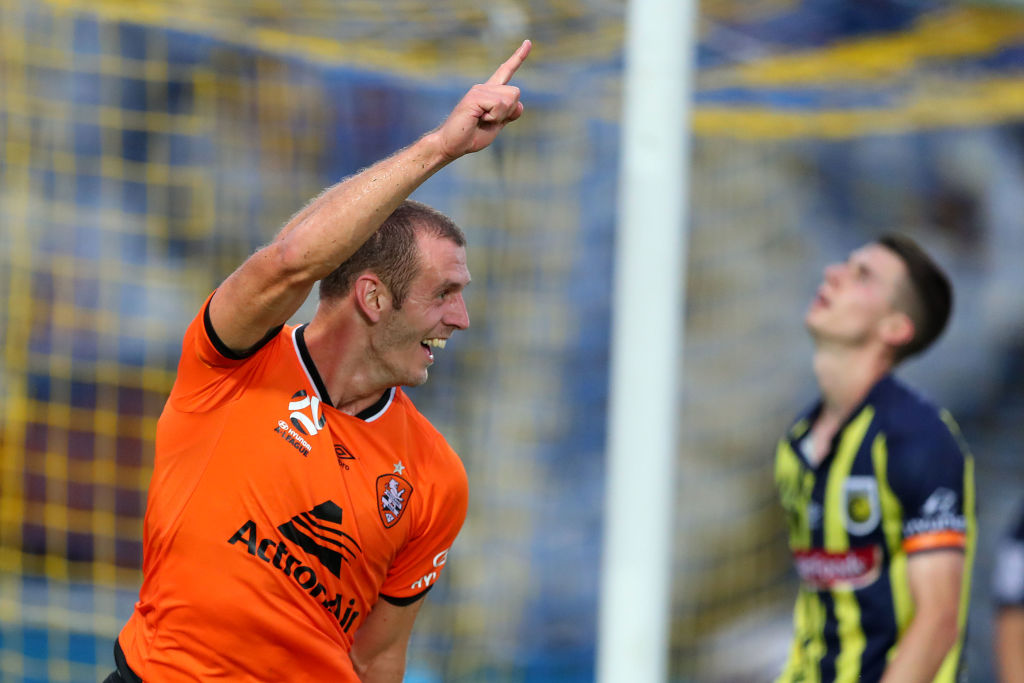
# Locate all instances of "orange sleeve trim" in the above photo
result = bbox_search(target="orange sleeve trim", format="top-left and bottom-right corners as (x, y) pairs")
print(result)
(903, 530), (966, 554)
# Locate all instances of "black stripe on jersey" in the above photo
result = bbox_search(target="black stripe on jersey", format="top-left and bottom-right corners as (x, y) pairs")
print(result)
(279, 518), (348, 578)
(297, 509), (360, 544)
(295, 512), (361, 556)
(309, 500), (343, 524)
(277, 500), (361, 577)
(294, 324), (334, 407)
(860, 577), (899, 682)
(819, 591), (839, 682)
(380, 587), (432, 606)
(203, 295), (283, 360)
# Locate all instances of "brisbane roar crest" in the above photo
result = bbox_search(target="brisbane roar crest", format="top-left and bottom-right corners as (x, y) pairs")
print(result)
(376, 474), (413, 528)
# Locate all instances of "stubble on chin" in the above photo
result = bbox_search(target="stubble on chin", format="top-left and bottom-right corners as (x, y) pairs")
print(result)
(405, 367), (429, 388)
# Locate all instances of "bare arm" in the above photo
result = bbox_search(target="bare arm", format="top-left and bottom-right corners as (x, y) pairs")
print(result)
(208, 40), (532, 353)
(349, 598), (426, 683)
(997, 606), (1024, 683)
(879, 550), (964, 683)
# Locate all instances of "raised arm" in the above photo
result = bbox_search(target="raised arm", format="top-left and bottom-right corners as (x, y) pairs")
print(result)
(208, 40), (532, 354)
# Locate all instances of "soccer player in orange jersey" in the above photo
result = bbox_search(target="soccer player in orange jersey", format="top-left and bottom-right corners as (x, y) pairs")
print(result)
(106, 41), (531, 683)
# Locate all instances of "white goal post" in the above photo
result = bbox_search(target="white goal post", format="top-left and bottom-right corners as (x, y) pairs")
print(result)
(597, 0), (698, 681)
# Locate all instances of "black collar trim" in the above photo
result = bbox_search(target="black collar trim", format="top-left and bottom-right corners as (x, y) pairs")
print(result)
(291, 325), (395, 421)
(356, 387), (395, 422)
(293, 324), (334, 408)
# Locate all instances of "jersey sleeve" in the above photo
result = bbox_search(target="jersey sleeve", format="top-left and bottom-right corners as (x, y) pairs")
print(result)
(885, 415), (971, 556)
(378, 448), (469, 604)
(169, 291), (284, 413)
(993, 502), (1024, 608)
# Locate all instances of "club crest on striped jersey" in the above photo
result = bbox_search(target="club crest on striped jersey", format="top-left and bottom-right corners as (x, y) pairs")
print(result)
(843, 476), (880, 536)
(289, 389), (325, 435)
(376, 474), (413, 529)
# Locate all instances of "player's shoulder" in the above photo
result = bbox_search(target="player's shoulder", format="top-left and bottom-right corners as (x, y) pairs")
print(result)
(391, 389), (445, 437)
(868, 374), (951, 439)
(170, 296), (296, 408)
(870, 375), (969, 480)
(181, 291), (293, 363)
(391, 390), (464, 467)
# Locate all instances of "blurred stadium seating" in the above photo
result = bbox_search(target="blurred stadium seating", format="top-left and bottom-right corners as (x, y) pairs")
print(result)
(2, 1), (1024, 681)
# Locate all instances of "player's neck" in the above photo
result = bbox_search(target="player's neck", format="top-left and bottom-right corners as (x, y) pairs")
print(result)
(303, 313), (393, 416)
(812, 345), (891, 424)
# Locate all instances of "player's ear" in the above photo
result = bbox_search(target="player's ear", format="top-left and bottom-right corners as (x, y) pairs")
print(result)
(354, 274), (391, 323)
(881, 310), (915, 349)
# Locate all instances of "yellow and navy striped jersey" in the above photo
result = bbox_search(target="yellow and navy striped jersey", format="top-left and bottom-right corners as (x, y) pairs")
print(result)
(774, 375), (975, 683)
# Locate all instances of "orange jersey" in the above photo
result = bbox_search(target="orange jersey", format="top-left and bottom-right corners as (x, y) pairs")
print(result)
(118, 294), (468, 681)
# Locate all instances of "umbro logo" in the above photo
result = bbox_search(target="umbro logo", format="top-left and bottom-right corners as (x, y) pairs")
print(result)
(278, 500), (361, 578)
(335, 443), (355, 471)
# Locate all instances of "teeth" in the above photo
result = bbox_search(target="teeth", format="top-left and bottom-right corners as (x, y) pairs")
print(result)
(424, 338), (447, 349)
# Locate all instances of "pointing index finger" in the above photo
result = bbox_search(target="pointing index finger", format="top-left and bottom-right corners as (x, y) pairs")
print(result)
(485, 39), (532, 86)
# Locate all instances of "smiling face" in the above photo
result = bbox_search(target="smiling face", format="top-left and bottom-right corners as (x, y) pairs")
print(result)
(370, 231), (471, 387)
(805, 243), (914, 355)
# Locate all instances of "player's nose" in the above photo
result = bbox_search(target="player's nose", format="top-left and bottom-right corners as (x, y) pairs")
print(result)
(823, 262), (844, 285)
(446, 292), (470, 330)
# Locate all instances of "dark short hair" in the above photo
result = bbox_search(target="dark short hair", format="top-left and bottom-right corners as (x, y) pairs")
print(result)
(876, 234), (953, 363)
(318, 200), (465, 308)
